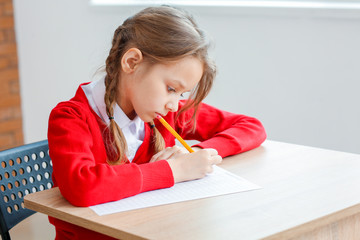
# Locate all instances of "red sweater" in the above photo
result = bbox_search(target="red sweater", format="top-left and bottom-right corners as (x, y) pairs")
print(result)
(47, 83), (266, 240)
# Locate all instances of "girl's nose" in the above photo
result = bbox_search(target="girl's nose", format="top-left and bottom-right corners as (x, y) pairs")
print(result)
(166, 100), (179, 112)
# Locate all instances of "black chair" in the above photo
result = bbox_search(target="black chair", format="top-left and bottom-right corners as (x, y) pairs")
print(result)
(0, 140), (53, 240)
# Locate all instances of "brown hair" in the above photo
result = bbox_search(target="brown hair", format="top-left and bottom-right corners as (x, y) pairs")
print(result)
(104, 6), (216, 164)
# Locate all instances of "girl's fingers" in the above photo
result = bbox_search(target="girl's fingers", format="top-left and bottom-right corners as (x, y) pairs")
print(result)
(150, 146), (186, 162)
(211, 155), (222, 165)
(206, 165), (214, 174)
(199, 149), (221, 164)
(150, 150), (164, 162)
(206, 156), (222, 173)
(204, 148), (219, 156)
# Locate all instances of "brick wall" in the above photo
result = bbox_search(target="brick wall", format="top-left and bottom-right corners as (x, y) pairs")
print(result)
(0, 0), (23, 151)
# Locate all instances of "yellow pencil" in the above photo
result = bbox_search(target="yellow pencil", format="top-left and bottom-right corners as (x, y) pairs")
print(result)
(156, 115), (194, 153)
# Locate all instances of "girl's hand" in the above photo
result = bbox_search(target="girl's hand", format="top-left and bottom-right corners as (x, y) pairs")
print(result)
(150, 146), (189, 163)
(166, 148), (222, 183)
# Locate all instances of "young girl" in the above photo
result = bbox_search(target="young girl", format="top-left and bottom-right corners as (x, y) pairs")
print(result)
(47, 6), (266, 240)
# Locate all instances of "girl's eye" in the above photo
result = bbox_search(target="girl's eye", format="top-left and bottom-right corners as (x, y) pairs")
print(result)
(168, 86), (185, 98)
(167, 86), (175, 93)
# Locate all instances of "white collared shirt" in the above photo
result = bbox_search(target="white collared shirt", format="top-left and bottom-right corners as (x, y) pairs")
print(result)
(81, 78), (145, 161)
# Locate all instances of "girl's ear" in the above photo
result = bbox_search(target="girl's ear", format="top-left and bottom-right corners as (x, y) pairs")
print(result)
(121, 48), (143, 73)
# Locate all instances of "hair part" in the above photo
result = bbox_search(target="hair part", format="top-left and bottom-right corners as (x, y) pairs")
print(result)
(104, 6), (216, 164)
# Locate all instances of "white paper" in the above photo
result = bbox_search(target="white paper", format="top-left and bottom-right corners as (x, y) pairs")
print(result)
(90, 166), (261, 216)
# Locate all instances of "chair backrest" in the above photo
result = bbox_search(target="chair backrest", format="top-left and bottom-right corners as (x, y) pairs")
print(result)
(0, 140), (53, 240)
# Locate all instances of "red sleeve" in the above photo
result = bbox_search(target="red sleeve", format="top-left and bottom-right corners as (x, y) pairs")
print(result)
(175, 101), (266, 157)
(48, 102), (174, 207)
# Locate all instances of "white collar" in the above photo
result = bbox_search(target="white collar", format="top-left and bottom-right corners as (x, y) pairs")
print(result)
(82, 78), (143, 129)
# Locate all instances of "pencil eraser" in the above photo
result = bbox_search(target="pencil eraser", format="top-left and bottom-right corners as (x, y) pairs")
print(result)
(156, 115), (162, 120)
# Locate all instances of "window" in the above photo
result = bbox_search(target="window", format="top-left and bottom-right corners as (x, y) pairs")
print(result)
(90, 0), (360, 9)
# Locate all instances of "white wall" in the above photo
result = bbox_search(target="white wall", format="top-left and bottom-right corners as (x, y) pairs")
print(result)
(14, 0), (360, 154)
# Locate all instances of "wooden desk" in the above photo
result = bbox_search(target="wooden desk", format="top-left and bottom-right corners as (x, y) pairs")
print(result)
(24, 141), (360, 240)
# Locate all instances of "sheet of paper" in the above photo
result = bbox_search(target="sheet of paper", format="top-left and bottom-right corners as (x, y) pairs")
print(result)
(90, 166), (261, 216)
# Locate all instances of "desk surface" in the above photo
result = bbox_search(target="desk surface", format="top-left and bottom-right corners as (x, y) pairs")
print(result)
(24, 141), (360, 240)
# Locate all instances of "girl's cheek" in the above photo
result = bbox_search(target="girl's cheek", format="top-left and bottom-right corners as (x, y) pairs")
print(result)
(149, 98), (162, 108)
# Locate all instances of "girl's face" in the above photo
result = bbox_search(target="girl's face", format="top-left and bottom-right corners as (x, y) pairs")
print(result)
(119, 54), (203, 122)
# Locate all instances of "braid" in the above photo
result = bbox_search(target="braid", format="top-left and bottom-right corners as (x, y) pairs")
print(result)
(150, 120), (165, 153)
(104, 25), (129, 164)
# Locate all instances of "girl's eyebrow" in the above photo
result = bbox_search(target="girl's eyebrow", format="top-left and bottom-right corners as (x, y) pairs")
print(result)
(170, 79), (187, 90)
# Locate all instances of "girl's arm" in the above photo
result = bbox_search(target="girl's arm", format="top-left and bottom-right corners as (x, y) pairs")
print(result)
(48, 102), (174, 207)
(175, 101), (267, 157)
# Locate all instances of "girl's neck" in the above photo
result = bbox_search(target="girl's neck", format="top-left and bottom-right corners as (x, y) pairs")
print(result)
(117, 81), (136, 120)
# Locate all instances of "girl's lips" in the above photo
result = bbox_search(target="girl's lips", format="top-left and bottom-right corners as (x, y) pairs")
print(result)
(155, 111), (168, 119)
(154, 112), (163, 119)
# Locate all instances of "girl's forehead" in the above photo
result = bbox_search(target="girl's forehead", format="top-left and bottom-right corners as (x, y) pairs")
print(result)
(158, 56), (203, 68)
(138, 55), (203, 83)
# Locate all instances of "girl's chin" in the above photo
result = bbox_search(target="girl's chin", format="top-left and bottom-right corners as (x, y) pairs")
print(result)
(138, 114), (154, 123)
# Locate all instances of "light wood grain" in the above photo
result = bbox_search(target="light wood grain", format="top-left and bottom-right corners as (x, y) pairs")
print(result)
(24, 140), (360, 240)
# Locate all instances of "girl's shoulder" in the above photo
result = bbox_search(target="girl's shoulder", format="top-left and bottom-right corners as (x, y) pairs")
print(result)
(50, 83), (94, 120)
